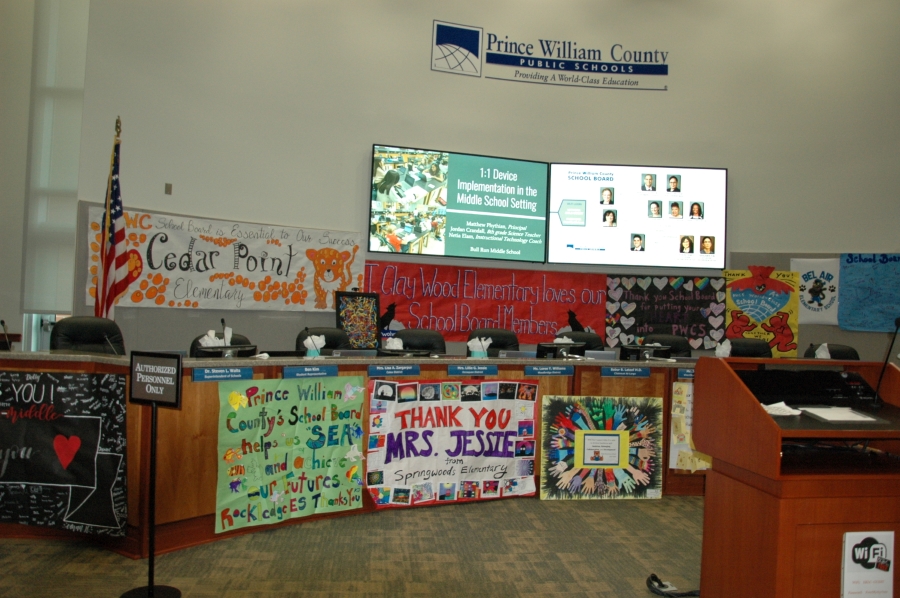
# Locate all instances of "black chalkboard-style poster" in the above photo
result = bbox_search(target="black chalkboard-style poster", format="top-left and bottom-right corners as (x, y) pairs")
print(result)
(0, 372), (127, 536)
(605, 275), (727, 350)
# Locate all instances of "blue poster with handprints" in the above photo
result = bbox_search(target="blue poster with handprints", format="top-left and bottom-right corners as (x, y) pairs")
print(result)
(839, 254), (900, 332)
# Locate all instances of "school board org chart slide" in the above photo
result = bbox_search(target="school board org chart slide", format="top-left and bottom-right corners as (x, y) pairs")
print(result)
(547, 164), (727, 269)
(371, 145), (548, 262)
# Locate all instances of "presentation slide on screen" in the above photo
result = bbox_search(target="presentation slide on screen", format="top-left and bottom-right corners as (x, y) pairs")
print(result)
(547, 164), (727, 269)
(370, 145), (548, 262)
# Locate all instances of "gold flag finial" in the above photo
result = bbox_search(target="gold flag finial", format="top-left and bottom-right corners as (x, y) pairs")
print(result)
(115, 116), (121, 136)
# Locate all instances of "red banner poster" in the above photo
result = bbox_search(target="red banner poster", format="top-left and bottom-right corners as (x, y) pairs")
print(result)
(364, 261), (606, 344)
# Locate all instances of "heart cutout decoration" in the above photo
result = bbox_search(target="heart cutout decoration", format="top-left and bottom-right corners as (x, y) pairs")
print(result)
(53, 435), (81, 470)
(621, 277), (636, 290)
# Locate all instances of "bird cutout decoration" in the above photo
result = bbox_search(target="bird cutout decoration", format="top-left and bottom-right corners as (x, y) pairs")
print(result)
(567, 310), (585, 332)
(345, 444), (364, 462)
(379, 303), (397, 330)
(343, 382), (365, 402)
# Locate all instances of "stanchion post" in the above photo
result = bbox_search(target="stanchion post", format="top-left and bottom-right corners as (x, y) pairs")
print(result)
(121, 352), (184, 598)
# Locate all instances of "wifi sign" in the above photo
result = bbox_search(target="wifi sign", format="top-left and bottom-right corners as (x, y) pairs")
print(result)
(851, 537), (889, 570)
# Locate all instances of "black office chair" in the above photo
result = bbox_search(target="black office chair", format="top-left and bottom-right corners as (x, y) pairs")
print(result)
(50, 316), (126, 355)
(467, 328), (519, 357)
(728, 338), (773, 358)
(642, 334), (693, 358)
(803, 343), (860, 360)
(295, 327), (352, 356)
(395, 329), (446, 355)
(554, 331), (605, 351)
(189, 332), (253, 357)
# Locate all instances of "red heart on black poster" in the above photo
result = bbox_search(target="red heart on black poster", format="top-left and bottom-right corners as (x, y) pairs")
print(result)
(53, 435), (81, 470)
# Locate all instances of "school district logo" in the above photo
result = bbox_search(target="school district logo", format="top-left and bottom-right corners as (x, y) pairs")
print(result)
(432, 21), (483, 77)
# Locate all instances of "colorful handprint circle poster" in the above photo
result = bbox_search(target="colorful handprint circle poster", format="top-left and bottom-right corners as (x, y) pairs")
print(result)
(540, 395), (663, 500)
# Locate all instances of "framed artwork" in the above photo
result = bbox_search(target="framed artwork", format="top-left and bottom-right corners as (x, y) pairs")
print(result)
(335, 291), (380, 349)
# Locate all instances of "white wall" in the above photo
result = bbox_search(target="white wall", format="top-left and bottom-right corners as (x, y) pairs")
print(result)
(0, 0), (34, 335)
(78, 0), (900, 256)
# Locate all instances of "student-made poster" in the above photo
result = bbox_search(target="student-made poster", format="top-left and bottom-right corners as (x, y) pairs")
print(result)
(606, 275), (726, 350)
(366, 379), (537, 507)
(216, 377), (365, 533)
(668, 382), (711, 472)
(790, 258), (840, 325)
(540, 395), (663, 500)
(86, 205), (363, 312)
(724, 267), (800, 357)
(364, 261), (606, 344)
(0, 371), (127, 536)
(839, 254), (900, 332)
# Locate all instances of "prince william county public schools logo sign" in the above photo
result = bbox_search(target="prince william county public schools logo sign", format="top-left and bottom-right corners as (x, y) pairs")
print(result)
(431, 20), (669, 91)
(432, 21), (483, 76)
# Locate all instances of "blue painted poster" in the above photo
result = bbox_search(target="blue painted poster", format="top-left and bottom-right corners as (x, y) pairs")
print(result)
(839, 254), (900, 332)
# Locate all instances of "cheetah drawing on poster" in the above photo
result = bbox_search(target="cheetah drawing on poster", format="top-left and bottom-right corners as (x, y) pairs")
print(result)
(306, 245), (358, 309)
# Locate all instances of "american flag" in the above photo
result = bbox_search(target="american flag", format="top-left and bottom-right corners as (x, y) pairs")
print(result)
(94, 120), (129, 319)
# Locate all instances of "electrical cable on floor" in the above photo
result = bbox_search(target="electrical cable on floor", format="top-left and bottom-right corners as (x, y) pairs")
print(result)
(646, 573), (700, 596)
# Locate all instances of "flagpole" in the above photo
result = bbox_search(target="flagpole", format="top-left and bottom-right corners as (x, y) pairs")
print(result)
(95, 117), (122, 318)
(95, 117), (123, 318)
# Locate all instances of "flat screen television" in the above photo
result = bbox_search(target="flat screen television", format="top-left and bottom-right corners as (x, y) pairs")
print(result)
(370, 144), (549, 262)
(547, 163), (727, 269)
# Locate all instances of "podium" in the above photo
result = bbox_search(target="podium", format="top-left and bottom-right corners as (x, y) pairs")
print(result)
(694, 357), (900, 597)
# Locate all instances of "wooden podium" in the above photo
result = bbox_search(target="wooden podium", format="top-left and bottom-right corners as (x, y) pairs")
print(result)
(694, 357), (900, 597)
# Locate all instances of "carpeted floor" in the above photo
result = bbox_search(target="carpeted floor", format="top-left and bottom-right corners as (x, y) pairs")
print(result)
(0, 495), (703, 597)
